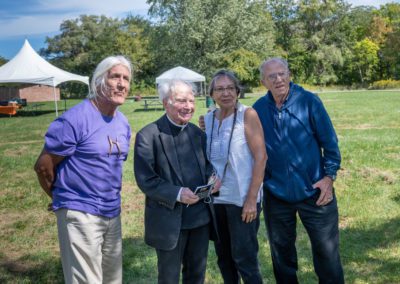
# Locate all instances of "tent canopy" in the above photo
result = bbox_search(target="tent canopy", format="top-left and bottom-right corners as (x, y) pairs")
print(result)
(155, 66), (206, 96)
(156, 66), (205, 84)
(0, 39), (89, 116)
(0, 39), (89, 87)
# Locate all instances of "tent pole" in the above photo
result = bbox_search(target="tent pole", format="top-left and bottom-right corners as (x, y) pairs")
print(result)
(53, 84), (58, 117)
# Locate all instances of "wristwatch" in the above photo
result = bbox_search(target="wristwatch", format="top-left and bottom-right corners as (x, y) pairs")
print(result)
(326, 174), (336, 181)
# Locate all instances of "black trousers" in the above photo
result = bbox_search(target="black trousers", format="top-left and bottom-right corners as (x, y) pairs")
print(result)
(214, 204), (263, 284)
(156, 224), (209, 284)
(264, 190), (344, 284)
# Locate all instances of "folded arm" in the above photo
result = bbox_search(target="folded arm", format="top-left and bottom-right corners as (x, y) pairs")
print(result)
(33, 149), (65, 198)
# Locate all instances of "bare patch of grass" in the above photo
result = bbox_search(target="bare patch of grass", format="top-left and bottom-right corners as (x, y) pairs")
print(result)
(3, 145), (30, 157)
(360, 167), (398, 184)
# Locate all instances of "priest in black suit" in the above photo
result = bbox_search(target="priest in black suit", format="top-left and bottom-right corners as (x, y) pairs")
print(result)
(134, 80), (219, 284)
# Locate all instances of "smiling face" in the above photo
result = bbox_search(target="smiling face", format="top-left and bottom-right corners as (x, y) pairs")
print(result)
(164, 81), (195, 125)
(102, 64), (131, 106)
(261, 60), (291, 102)
(211, 76), (239, 111)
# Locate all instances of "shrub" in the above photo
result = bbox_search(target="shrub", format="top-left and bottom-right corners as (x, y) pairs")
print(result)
(369, 79), (400, 90)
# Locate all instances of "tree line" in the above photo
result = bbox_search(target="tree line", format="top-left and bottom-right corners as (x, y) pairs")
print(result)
(38, 0), (400, 95)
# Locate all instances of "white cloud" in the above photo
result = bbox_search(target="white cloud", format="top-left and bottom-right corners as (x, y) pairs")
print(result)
(0, 0), (150, 37)
(38, 0), (150, 15)
(349, 0), (399, 7)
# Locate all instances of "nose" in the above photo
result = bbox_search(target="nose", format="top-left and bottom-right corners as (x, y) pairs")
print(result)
(117, 77), (127, 88)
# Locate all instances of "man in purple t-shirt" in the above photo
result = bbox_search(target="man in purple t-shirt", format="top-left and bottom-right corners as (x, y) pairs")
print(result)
(34, 55), (132, 284)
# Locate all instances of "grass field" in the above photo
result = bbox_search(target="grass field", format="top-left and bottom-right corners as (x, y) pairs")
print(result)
(0, 90), (399, 283)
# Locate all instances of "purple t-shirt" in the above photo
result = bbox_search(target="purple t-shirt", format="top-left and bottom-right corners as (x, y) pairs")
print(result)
(45, 99), (131, 218)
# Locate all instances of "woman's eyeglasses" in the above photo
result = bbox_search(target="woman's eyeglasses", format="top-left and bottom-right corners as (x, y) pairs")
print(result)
(214, 86), (236, 94)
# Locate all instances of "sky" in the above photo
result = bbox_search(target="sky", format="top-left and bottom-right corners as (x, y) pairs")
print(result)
(0, 0), (399, 60)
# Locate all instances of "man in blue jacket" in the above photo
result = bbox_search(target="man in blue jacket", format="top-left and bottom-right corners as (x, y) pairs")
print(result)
(253, 58), (344, 284)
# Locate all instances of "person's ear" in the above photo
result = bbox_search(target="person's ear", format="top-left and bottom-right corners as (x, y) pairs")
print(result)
(162, 99), (169, 109)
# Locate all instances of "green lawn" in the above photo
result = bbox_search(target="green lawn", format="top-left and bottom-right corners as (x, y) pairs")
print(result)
(0, 90), (399, 283)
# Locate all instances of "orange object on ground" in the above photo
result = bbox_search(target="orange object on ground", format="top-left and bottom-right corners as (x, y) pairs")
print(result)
(0, 105), (19, 116)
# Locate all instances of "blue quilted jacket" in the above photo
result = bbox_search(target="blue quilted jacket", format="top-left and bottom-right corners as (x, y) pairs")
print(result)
(253, 83), (341, 203)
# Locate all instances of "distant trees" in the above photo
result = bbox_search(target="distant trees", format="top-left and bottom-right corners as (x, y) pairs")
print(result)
(0, 56), (7, 66)
(147, 0), (276, 88)
(39, 0), (400, 95)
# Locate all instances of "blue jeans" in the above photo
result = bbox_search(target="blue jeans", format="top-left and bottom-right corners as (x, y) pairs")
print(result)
(213, 203), (263, 284)
(263, 190), (344, 284)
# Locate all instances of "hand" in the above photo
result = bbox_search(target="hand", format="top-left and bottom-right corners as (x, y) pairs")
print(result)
(180, 187), (200, 205)
(313, 176), (334, 206)
(198, 115), (205, 131)
(241, 199), (258, 223)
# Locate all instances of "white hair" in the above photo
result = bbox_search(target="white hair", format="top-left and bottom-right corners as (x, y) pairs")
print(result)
(88, 55), (132, 99)
(259, 57), (290, 80)
(157, 80), (195, 102)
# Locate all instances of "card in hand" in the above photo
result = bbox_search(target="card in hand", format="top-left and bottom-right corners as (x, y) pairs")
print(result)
(194, 184), (213, 199)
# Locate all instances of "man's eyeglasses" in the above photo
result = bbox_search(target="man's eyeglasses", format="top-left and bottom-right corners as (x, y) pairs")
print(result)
(108, 135), (121, 157)
(214, 86), (236, 94)
(266, 72), (289, 81)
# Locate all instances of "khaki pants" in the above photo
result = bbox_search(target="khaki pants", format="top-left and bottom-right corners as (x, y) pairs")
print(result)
(55, 209), (122, 284)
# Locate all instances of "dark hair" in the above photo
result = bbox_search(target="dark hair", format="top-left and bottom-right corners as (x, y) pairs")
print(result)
(208, 70), (241, 97)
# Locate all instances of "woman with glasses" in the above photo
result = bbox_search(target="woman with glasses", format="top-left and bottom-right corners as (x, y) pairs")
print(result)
(204, 70), (267, 283)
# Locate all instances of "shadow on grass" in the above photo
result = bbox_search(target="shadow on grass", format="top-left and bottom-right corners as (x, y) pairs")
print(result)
(0, 237), (155, 283)
(122, 237), (158, 283)
(392, 193), (400, 203)
(0, 253), (63, 283)
(287, 215), (400, 283)
(339, 216), (400, 283)
(16, 110), (56, 117)
(133, 107), (165, 112)
(1, 218), (399, 283)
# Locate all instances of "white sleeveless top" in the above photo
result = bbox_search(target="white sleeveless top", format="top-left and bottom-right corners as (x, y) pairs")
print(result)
(204, 102), (262, 206)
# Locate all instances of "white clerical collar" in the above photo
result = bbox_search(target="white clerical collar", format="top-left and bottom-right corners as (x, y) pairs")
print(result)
(166, 114), (188, 131)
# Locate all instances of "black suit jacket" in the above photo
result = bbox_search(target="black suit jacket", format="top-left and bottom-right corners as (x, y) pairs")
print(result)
(134, 115), (212, 250)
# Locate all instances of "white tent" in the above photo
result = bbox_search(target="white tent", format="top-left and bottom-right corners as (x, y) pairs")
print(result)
(156, 66), (206, 96)
(0, 39), (89, 116)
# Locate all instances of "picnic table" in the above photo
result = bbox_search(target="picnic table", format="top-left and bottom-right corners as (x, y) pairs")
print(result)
(142, 96), (163, 110)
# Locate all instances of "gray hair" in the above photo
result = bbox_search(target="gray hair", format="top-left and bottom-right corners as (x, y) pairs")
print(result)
(88, 55), (132, 99)
(208, 69), (241, 96)
(259, 57), (290, 80)
(157, 80), (195, 102)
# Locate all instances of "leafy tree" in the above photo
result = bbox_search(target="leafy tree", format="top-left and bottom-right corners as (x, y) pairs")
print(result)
(347, 6), (376, 42)
(295, 0), (351, 84)
(266, 0), (309, 83)
(378, 3), (400, 80)
(353, 38), (379, 83)
(41, 15), (153, 96)
(148, 0), (276, 87)
(266, 0), (299, 53)
(115, 16), (153, 85)
(221, 48), (261, 89)
(43, 15), (121, 75)
(381, 28), (400, 80)
(369, 15), (392, 45)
